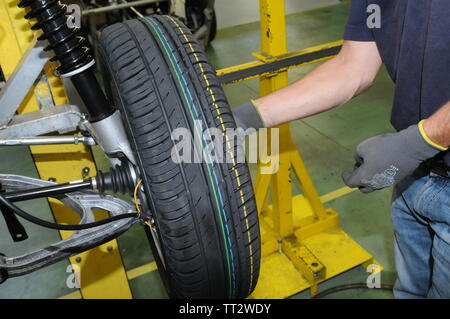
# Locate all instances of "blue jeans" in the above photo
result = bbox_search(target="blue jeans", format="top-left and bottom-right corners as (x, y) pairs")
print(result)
(392, 165), (450, 298)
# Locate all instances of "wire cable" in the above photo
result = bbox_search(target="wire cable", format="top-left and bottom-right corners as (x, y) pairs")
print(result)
(311, 283), (394, 299)
(133, 179), (154, 229)
(133, 179), (143, 213)
(0, 195), (138, 231)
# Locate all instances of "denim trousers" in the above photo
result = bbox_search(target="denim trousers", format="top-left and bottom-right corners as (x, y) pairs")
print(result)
(392, 165), (450, 298)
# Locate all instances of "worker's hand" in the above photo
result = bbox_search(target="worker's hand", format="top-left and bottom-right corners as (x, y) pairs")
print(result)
(342, 121), (447, 193)
(231, 100), (266, 133)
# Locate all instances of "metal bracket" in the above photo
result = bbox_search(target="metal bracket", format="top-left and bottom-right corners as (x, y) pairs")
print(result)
(282, 239), (325, 283)
(0, 174), (139, 279)
(0, 36), (51, 128)
(0, 103), (136, 165)
(0, 104), (86, 139)
(0, 193), (29, 242)
(80, 110), (137, 165)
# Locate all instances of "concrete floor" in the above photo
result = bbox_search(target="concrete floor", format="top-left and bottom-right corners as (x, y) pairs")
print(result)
(0, 1), (397, 299)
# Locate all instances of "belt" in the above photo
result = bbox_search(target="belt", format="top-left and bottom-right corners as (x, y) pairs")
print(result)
(424, 159), (450, 178)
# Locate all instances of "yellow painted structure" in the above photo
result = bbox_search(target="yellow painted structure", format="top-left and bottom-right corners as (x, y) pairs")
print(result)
(0, 0), (131, 298)
(218, 0), (381, 298)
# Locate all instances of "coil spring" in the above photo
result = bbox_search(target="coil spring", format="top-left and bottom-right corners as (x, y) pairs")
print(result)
(18, 0), (93, 75)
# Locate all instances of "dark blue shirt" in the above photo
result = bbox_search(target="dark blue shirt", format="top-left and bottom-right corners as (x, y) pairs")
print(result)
(344, 0), (450, 165)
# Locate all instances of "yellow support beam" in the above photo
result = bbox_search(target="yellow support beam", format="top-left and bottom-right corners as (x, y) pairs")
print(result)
(0, 0), (132, 299)
(216, 40), (343, 84)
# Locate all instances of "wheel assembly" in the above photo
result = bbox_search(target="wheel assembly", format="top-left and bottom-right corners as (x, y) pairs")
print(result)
(0, 0), (260, 299)
(98, 16), (260, 299)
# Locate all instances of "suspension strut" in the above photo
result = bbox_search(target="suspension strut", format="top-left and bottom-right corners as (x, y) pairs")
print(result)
(18, 0), (114, 122)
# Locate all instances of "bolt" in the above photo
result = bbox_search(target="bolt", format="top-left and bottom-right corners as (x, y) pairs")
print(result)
(106, 246), (113, 252)
(82, 167), (90, 178)
(277, 239), (283, 253)
(75, 257), (82, 263)
(48, 177), (56, 182)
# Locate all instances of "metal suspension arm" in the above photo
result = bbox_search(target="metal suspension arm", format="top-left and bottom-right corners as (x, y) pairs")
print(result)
(0, 174), (139, 282)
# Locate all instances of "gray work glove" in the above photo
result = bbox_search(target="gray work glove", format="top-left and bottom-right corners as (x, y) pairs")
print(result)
(231, 100), (265, 132)
(342, 122), (447, 193)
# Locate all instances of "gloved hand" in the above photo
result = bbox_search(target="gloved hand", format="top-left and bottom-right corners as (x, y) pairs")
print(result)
(231, 100), (266, 132)
(342, 121), (448, 193)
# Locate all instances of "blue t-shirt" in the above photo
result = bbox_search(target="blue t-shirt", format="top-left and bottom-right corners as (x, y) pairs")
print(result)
(344, 0), (450, 165)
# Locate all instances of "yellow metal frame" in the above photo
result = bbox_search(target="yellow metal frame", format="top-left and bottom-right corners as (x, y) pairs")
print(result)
(0, 0), (131, 299)
(218, 0), (381, 298)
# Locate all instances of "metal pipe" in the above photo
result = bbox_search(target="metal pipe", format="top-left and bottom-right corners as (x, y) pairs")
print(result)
(2, 180), (93, 202)
(0, 135), (96, 146)
(82, 0), (164, 16)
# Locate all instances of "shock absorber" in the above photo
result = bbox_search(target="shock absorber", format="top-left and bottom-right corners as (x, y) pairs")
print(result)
(18, 0), (114, 122)
(18, 0), (137, 165)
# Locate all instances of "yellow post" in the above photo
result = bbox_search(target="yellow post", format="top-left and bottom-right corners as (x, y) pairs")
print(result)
(257, 0), (293, 238)
(255, 0), (326, 245)
(0, 0), (132, 298)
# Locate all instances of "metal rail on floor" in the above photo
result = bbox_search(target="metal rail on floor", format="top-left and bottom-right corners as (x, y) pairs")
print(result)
(217, 0), (382, 298)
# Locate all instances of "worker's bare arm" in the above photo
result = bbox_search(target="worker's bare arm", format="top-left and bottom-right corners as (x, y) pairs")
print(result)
(255, 40), (382, 127)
